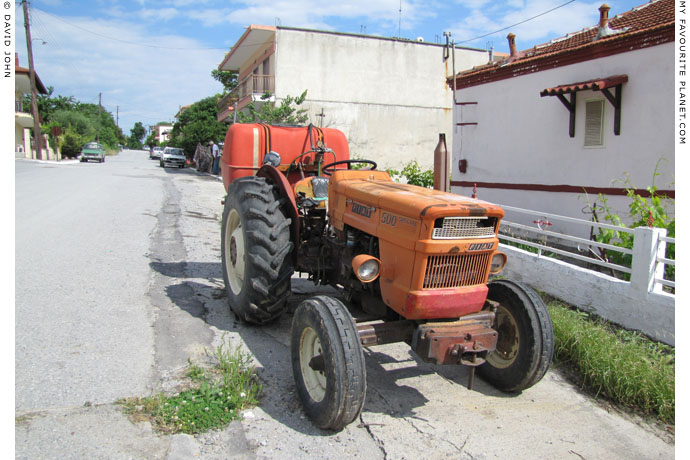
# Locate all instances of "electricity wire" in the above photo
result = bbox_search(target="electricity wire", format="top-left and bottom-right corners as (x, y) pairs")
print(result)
(455, 0), (577, 45)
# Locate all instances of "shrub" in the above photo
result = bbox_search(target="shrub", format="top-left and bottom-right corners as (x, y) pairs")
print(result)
(584, 162), (674, 282)
(388, 160), (434, 188)
(61, 128), (85, 158)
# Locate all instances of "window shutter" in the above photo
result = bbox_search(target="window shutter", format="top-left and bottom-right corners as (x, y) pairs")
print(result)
(584, 100), (604, 147)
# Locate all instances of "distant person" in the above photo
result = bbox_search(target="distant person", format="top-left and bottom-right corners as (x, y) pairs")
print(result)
(211, 140), (220, 175)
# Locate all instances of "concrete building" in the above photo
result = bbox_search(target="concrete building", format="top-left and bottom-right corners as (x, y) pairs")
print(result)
(448, 0), (675, 232)
(14, 53), (49, 159)
(150, 124), (173, 144)
(218, 26), (490, 170)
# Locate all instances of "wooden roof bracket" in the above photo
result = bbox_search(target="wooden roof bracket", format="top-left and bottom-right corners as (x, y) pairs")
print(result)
(541, 76), (627, 138)
(600, 84), (622, 135)
(555, 93), (576, 138)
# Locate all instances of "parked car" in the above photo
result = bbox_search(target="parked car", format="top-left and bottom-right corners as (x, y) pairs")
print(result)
(160, 147), (186, 168)
(80, 142), (105, 163)
(150, 147), (164, 159)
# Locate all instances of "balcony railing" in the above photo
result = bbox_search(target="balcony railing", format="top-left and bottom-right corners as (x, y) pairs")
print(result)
(216, 74), (275, 122)
(238, 74), (274, 100)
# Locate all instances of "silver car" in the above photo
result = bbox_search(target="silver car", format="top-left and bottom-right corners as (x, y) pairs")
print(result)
(150, 147), (164, 159)
(160, 147), (186, 168)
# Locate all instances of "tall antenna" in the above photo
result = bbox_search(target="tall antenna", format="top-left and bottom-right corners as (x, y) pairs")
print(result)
(398, 0), (402, 38)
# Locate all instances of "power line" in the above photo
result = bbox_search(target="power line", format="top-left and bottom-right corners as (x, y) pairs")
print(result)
(455, 0), (577, 45)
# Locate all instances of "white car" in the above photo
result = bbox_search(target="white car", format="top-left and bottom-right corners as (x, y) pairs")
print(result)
(160, 147), (186, 168)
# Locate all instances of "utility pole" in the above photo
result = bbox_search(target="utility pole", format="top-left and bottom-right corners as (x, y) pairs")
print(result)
(116, 105), (119, 129)
(22, 0), (42, 160)
(97, 93), (102, 144)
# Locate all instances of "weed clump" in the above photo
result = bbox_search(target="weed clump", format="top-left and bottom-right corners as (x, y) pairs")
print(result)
(120, 339), (261, 434)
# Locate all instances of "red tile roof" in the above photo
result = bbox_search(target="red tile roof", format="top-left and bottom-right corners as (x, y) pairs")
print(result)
(524, 0), (673, 59)
(451, 0), (674, 87)
(540, 74), (629, 96)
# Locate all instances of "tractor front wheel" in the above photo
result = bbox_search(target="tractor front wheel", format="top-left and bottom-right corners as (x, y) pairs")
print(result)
(221, 176), (293, 324)
(478, 279), (554, 392)
(291, 296), (367, 430)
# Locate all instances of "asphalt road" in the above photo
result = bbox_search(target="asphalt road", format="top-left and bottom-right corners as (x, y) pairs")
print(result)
(14, 150), (675, 459)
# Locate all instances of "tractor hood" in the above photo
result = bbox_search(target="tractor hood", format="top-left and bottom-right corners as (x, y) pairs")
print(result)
(329, 170), (504, 222)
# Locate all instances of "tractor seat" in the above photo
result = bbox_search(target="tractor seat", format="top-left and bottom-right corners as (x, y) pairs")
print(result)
(294, 176), (329, 208)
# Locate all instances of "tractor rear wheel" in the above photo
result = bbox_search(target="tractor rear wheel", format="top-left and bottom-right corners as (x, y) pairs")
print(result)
(221, 176), (293, 324)
(291, 296), (367, 430)
(478, 279), (554, 392)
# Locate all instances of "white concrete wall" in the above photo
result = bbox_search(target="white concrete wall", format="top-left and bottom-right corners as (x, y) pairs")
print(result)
(274, 29), (489, 170)
(451, 43), (674, 229)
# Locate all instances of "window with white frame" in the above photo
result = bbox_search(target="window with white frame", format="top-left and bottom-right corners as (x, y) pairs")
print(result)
(584, 99), (604, 147)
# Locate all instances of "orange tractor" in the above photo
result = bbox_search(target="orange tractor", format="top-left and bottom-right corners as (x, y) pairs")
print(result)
(220, 124), (554, 430)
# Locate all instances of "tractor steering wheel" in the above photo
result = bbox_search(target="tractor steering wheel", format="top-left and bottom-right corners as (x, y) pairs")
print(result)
(321, 159), (377, 176)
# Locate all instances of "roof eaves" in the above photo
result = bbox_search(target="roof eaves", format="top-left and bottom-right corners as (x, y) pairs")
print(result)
(15, 66), (49, 94)
(218, 25), (276, 70)
(450, 20), (673, 87)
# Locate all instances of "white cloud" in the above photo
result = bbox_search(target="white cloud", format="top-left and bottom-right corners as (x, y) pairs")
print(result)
(139, 7), (181, 22)
(453, 0), (492, 9)
(185, 0), (437, 34)
(448, 0), (601, 50)
(17, 9), (225, 133)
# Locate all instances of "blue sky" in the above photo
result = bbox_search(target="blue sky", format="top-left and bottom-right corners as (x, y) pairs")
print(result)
(13, 0), (646, 135)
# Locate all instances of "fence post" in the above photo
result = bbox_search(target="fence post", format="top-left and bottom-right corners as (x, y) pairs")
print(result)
(630, 227), (667, 294)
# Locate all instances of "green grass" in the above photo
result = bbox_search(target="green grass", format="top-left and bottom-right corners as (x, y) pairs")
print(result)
(119, 338), (261, 435)
(546, 298), (674, 425)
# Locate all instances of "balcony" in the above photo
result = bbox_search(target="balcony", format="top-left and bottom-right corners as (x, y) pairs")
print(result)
(15, 99), (35, 128)
(238, 74), (274, 99)
(217, 74), (275, 122)
(217, 92), (239, 122)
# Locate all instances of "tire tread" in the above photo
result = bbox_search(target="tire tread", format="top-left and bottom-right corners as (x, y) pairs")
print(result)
(221, 176), (294, 324)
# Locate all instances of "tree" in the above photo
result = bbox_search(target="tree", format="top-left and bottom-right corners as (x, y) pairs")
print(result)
(168, 95), (229, 156)
(144, 131), (158, 148)
(27, 89), (125, 152)
(236, 91), (309, 125)
(24, 86), (77, 122)
(212, 69), (239, 94)
(128, 122), (146, 149)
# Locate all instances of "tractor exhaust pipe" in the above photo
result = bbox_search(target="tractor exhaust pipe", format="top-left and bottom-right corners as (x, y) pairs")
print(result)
(433, 133), (449, 192)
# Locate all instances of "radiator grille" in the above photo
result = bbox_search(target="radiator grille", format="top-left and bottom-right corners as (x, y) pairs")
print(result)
(432, 217), (496, 239)
(423, 253), (491, 289)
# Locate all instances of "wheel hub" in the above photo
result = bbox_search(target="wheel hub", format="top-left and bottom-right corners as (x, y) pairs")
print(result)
(230, 236), (237, 266)
(486, 304), (520, 369)
(224, 209), (245, 295)
(299, 327), (327, 403)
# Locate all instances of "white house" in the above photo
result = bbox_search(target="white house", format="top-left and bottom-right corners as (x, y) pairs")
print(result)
(14, 53), (50, 159)
(157, 124), (173, 144)
(448, 0), (674, 235)
(218, 26), (491, 170)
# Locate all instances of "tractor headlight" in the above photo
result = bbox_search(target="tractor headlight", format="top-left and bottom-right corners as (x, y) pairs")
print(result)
(352, 254), (381, 283)
(490, 252), (507, 274)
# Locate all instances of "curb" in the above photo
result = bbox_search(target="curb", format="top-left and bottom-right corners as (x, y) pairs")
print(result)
(16, 158), (80, 165)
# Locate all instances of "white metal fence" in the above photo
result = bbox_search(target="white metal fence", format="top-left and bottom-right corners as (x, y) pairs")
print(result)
(496, 204), (675, 345)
